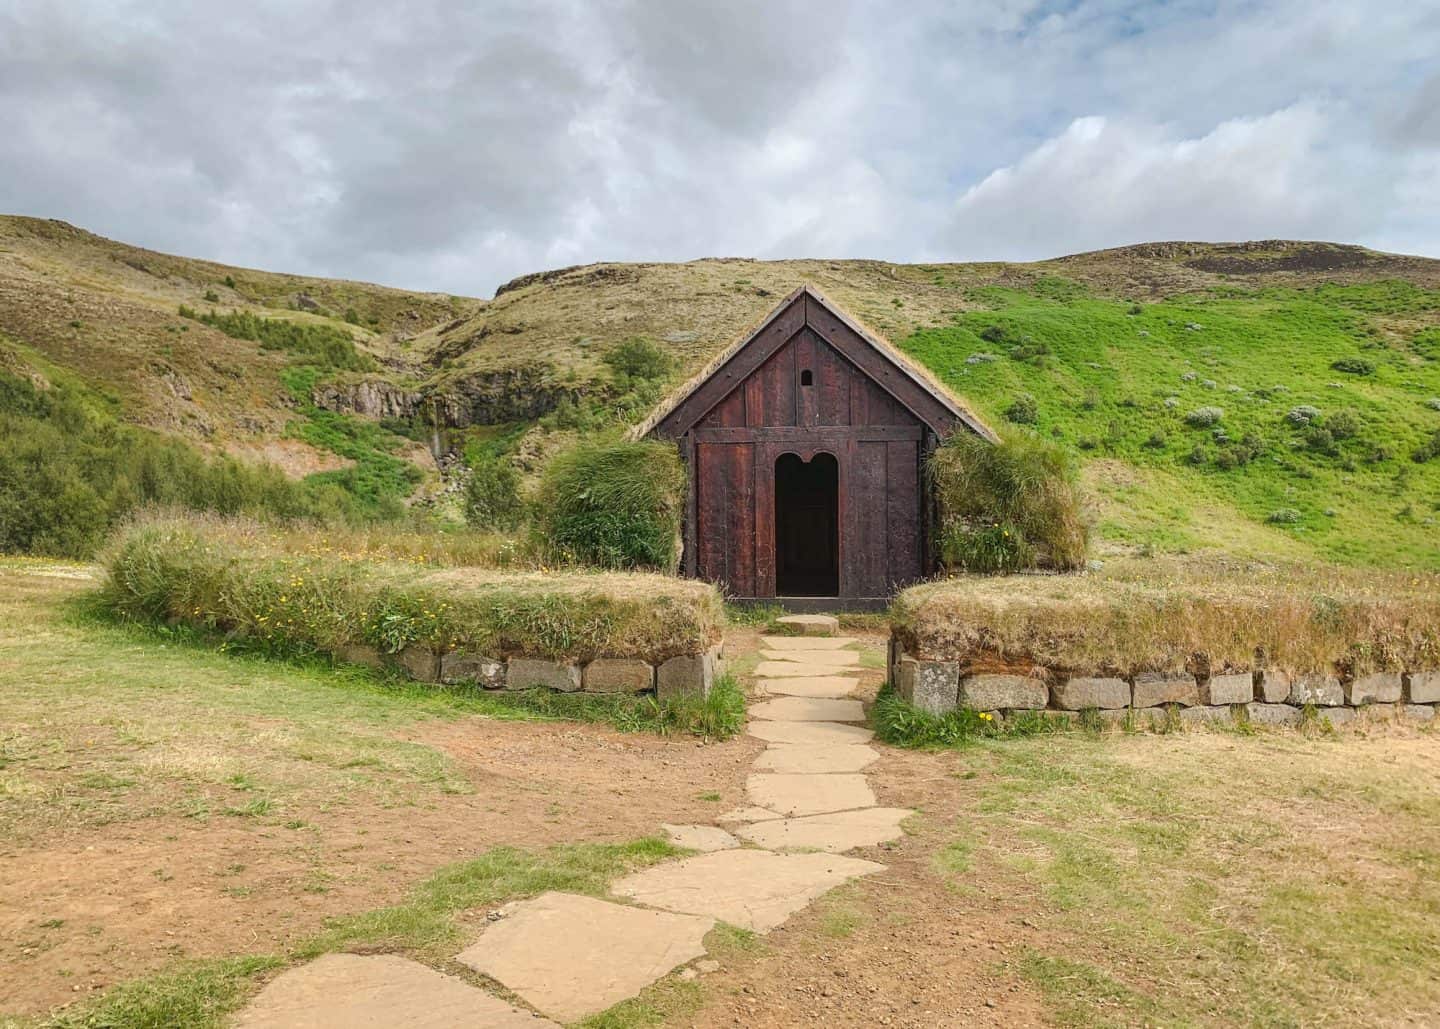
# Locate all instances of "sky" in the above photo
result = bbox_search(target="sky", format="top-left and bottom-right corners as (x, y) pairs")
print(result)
(2, 0), (1438, 297)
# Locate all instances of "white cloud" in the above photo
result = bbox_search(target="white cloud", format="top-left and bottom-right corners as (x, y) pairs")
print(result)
(934, 105), (1386, 259)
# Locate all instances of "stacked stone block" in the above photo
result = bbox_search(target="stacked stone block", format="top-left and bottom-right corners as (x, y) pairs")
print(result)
(887, 641), (1438, 728)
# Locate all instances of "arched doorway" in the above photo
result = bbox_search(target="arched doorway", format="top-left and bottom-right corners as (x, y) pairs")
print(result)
(774, 451), (839, 596)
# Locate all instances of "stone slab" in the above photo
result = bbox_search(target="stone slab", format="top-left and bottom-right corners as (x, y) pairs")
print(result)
(776, 614), (839, 636)
(717, 806), (783, 823)
(747, 720), (874, 745)
(749, 696), (866, 723)
(753, 744), (879, 774)
(736, 807), (912, 853)
(662, 823), (739, 852)
(1247, 702), (1302, 726)
(507, 658), (581, 693)
(758, 676), (859, 698)
(441, 652), (506, 689)
(582, 658), (654, 694)
(1346, 672), (1403, 705)
(897, 657), (959, 715)
(761, 636), (859, 650)
(760, 649), (861, 667)
(457, 892), (712, 1023)
(1199, 672), (1254, 706)
(1407, 671), (1440, 704)
(1051, 676), (1130, 710)
(335, 643), (383, 669)
(1131, 672), (1199, 708)
(612, 849), (885, 933)
(396, 646), (440, 683)
(1255, 669), (1291, 703)
(746, 773), (876, 816)
(1289, 673), (1344, 707)
(755, 660), (863, 679)
(232, 953), (553, 1029)
(657, 648), (718, 700)
(1179, 705), (1236, 726)
(959, 674), (1049, 711)
(1403, 703), (1436, 722)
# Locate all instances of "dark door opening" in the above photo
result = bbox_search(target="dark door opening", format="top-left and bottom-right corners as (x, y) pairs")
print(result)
(775, 452), (839, 596)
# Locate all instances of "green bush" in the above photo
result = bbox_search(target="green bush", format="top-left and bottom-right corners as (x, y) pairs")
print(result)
(533, 440), (686, 570)
(179, 306), (373, 372)
(1185, 406), (1224, 428)
(929, 431), (1088, 572)
(1330, 357), (1375, 375)
(463, 455), (524, 530)
(1004, 392), (1038, 424)
(0, 371), (361, 557)
(603, 337), (674, 384)
(1414, 429), (1440, 463)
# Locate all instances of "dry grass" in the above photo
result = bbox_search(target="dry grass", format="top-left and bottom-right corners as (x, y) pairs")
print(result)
(892, 557), (1440, 677)
(99, 515), (723, 663)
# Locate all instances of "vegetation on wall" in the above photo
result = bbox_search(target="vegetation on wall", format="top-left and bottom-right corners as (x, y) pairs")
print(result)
(100, 516), (723, 663)
(930, 431), (1088, 573)
(532, 439), (686, 571)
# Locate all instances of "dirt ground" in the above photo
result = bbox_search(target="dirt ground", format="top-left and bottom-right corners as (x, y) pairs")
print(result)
(1, 720), (760, 1015)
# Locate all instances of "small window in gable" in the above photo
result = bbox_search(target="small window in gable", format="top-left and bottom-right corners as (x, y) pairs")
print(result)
(800, 369), (814, 386)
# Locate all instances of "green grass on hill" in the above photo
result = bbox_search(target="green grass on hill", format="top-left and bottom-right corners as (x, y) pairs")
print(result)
(901, 280), (1440, 567)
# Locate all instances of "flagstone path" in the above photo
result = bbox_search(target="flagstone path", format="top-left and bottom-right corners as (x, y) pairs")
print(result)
(234, 630), (910, 1026)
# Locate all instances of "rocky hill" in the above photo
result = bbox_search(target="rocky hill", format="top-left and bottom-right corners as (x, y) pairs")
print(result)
(3, 215), (1438, 566)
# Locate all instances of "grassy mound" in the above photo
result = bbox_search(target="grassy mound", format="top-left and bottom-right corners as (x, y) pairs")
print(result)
(891, 559), (1440, 677)
(100, 517), (723, 663)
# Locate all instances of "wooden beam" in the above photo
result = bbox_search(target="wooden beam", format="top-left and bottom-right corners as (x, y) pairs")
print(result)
(693, 425), (923, 444)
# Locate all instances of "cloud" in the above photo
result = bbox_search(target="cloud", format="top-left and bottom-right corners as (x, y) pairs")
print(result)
(1, 0), (1437, 295)
(934, 105), (1386, 259)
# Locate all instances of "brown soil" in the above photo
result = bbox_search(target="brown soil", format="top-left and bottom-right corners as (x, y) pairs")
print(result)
(221, 438), (356, 478)
(0, 719), (761, 1015)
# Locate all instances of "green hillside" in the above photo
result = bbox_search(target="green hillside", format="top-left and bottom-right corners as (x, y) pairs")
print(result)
(902, 280), (1440, 567)
(2, 216), (1438, 568)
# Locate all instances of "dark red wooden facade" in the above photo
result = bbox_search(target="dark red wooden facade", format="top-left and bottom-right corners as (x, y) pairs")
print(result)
(642, 287), (990, 603)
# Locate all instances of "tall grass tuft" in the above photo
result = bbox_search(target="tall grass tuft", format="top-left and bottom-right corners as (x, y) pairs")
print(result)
(930, 431), (1088, 572)
(533, 439), (686, 571)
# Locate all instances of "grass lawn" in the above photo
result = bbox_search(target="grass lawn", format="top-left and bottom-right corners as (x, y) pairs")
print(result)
(946, 731), (1440, 1026)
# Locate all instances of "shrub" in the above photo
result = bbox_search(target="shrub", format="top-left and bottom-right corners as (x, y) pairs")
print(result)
(1004, 393), (1038, 424)
(1304, 426), (1336, 455)
(463, 455), (523, 530)
(1286, 405), (1322, 426)
(0, 371), (361, 558)
(603, 337), (673, 384)
(1185, 406), (1224, 428)
(533, 440), (686, 570)
(1414, 429), (1440, 463)
(1426, 398), (1440, 412)
(1330, 357), (1374, 375)
(979, 325), (1006, 343)
(930, 431), (1088, 573)
(1326, 409), (1361, 440)
(1143, 431), (1167, 449)
(179, 307), (373, 372)
(1267, 508), (1303, 524)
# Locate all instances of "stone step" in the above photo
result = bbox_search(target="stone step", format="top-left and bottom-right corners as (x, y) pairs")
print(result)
(754, 660), (859, 678)
(612, 849), (885, 932)
(737, 807), (913, 853)
(456, 892), (712, 1023)
(761, 635), (858, 650)
(749, 696), (866, 723)
(758, 675), (860, 699)
(746, 772), (877, 815)
(776, 614), (840, 636)
(752, 744), (879, 774)
(759, 650), (862, 666)
(232, 953), (555, 1029)
(748, 720), (874, 745)
(662, 823), (739, 852)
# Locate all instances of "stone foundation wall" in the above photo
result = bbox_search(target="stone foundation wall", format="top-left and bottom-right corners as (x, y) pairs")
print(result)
(339, 643), (723, 699)
(888, 642), (1438, 727)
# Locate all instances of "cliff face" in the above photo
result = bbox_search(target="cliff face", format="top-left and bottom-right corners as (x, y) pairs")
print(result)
(311, 365), (579, 428)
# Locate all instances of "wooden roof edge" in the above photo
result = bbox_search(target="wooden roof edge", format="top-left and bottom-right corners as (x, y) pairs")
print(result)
(800, 285), (999, 443)
(629, 284), (998, 443)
